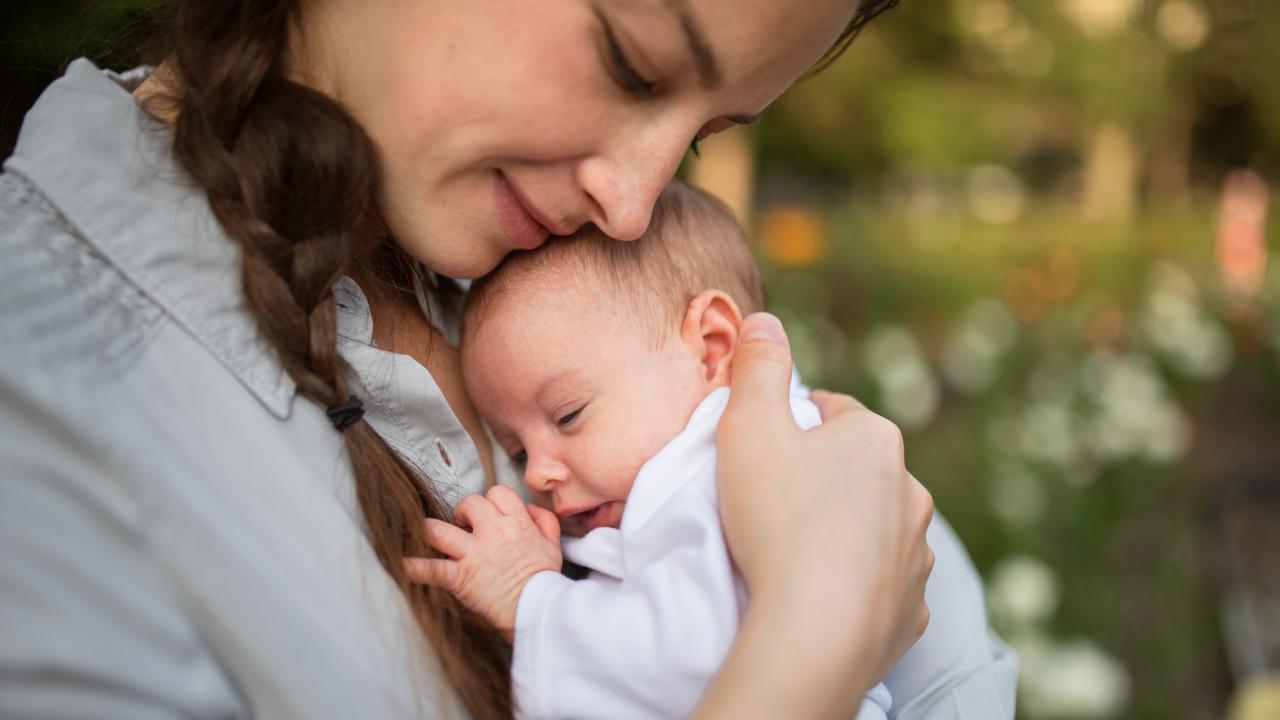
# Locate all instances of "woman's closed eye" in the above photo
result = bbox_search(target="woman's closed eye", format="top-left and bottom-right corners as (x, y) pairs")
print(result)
(597, 10), (656, 97)
(511, 448), (528, 466)
(593, 10), (718, 159)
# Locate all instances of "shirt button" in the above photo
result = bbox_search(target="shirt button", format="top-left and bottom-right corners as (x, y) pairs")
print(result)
(436, 438), (453, 467)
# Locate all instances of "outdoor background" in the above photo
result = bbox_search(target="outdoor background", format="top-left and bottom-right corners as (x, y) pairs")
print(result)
(3, 1), (1278, 719)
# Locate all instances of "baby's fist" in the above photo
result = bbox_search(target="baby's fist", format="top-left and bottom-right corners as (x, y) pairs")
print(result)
(405, 486), (562, 641)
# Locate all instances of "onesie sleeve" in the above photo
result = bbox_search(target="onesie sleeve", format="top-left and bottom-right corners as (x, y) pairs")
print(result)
(510, 477), (739, 720)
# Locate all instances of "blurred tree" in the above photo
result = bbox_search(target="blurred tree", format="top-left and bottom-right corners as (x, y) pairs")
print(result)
(749, 0), (1280, 217)
(1, 0), (162, 155)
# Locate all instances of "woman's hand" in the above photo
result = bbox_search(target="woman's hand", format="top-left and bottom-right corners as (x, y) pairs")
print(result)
(404, 485), (563, 642)
(705, 312), (935, 718)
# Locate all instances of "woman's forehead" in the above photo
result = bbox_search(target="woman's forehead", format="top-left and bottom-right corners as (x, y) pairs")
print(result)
(675, 0), (856, 101)
(686, 0), (853, 63)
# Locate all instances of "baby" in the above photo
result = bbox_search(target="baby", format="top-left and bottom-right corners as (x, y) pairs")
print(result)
(414, 181), (892, 719)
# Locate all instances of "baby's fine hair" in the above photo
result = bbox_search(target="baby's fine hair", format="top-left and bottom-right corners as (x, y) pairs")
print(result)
(463, 181), (765, 340)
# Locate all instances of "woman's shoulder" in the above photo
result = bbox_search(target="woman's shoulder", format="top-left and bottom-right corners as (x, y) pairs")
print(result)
(0, 169), (166, 384)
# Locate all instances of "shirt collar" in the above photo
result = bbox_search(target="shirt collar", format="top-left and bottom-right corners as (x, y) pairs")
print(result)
(4, 58), (297, 418)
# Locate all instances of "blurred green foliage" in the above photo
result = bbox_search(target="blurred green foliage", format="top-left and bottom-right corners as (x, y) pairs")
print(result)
(746, 2), (1280, 718)
(3, 1), (1278, 719)
(1, 0), (161, 154)
(757, 0), (1280, 187)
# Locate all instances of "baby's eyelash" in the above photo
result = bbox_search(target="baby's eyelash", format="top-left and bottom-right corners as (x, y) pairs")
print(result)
(689, 138), (702, 159)
(557, 408), (583, 427)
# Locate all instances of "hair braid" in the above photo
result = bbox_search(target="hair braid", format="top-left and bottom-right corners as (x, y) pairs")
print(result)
(159, 1), (513, 717)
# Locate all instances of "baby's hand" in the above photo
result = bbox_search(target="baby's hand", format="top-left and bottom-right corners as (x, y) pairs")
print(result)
(405, 485), (562, 641)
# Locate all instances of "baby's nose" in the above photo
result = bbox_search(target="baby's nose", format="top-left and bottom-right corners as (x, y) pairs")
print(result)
(524, 471), (553, 493)
(523, 456), (568, 493)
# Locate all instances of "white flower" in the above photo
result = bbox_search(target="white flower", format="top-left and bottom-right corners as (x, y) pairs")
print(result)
(967, 165), (1026, 225)
(1018, 635), (1131, 719)
(1018, 400), (1081, 467)
(1080, 351), (1193, 463)
(989, 463), (1049, 527)
(1142, 403), (1193, 463)
(943, 298), (1018, 394)
(1140, 263), (1233, 380)
(863, 326), (941, 430)
(988, 555), (1062, 629)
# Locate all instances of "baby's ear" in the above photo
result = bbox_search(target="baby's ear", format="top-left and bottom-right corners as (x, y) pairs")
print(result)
(680, 290), (743, 385)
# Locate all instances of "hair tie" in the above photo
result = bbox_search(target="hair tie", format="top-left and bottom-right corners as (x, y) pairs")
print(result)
(326, 395), (364, 431)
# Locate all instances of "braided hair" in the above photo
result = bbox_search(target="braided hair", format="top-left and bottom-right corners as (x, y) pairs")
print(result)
(157, 1), (512, 717)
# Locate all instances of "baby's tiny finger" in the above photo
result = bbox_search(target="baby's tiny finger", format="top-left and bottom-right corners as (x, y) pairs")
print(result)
(526, 503), (561, 544)
(404, 557), (460, 590)
(486, 484), (527, 515)
(453, 493), (500, 529)
(424, 518), (473, 559)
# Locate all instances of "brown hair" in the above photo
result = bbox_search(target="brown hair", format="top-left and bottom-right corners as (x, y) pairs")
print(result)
(156, 1), (511, 717)
(811, 0), (901, 76)
(464, 181), (764, 344)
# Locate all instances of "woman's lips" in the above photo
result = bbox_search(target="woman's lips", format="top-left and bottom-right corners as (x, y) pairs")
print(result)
(493, 171), (550, 251)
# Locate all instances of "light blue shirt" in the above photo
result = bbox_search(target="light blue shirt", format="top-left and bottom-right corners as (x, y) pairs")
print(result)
(0, 59), (1015, 718)
(0, 58), (514, 719)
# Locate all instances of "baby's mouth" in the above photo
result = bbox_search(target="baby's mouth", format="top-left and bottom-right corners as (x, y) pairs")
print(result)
(558, 502), (621, 534)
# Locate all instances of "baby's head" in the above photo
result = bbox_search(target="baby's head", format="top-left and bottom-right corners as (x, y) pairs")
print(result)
(460, 182), (763, 536)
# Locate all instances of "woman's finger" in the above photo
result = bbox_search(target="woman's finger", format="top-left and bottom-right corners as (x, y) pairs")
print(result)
(423, 518), (473, 559)
(909, 475), (935, 535)
(808, 389), (867, 422)
(902, 476), (935, 652)
(915, 603), (932, 642)
(404, 557), (460, 590)
(526, 503), (561, 544)
(485, 484), (527, 515)
(721, 313), (795, 437)
(453, 493), (499, 530)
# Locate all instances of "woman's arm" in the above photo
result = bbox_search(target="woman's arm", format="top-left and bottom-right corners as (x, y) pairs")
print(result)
(695, 313), (934, 718)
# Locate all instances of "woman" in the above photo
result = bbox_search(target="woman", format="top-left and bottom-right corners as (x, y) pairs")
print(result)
(0, 1), (938, 718)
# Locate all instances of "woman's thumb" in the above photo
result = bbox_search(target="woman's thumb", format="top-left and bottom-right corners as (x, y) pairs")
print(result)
(724, 313), (794, 428)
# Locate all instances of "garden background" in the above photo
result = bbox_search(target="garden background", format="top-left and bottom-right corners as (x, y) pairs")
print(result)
(3, 1), (1278, 718)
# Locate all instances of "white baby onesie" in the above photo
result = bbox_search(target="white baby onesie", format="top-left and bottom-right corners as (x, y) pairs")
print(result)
(512, 380), (893, 720)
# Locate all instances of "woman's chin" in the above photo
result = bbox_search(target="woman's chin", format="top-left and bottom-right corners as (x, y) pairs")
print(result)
(376, 200), (510, 280)
(389, 231), (507, 280)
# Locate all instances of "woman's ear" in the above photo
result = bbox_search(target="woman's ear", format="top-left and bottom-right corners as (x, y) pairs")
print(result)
(680, 290), (743, 386)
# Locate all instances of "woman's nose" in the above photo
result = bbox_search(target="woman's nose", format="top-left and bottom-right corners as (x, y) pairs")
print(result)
(523, 453), (569, 493)
(576, 123), (692, 241)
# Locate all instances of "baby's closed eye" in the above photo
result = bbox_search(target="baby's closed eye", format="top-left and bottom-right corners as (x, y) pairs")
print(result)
(556, 407), (583, 427)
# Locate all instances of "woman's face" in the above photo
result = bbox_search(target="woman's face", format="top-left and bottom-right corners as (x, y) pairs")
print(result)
(298, 0), (855, 279)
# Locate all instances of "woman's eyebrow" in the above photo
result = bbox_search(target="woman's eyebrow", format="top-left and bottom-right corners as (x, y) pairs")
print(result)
(661, 0), (721, 89)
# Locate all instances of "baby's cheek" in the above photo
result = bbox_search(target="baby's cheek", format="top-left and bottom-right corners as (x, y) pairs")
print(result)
(599, 437), (648, 499)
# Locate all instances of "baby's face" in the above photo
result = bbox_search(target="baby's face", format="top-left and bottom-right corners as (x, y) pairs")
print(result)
(462, 281), (713, 537)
